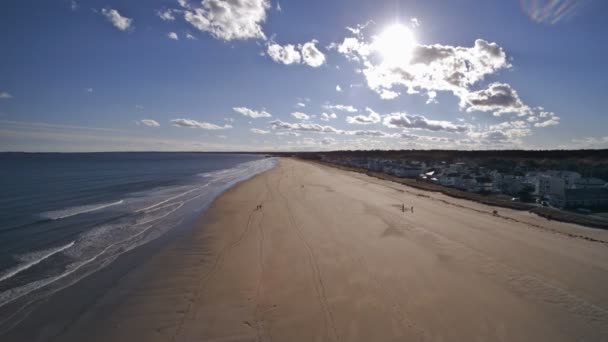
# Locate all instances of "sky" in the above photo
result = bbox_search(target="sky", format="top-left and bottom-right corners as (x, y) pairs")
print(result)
(1, 0), (607, 152)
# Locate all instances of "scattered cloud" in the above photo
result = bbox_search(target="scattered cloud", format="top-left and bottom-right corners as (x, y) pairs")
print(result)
(180, 0), (269, 41)
(157, 9), (176, 21)
(250, 128), (270, 134)
(521, 0), (590, 24)
(276, 131), (300, 137)
(321, 137), (336, 145)
(233, 106), (272, 118)
(410, 18), (420, 28)
(346, 107), (381, 124)
(320, 112), (337, 121)
(266, 39), (326, 67)
(295, 102), (306, 108)
(85, 88), (94, 93)
(323, 104), (357, 112)
(0, 92), (13, 99)
(70, 0), (78, 11)
(138, 119), (160, 127)
(276, 2), (282, 12)
(383, 112), (469, 133)
(269, 120), (340, 133)
(267, 43), (301, 65)
(336, 85), (342, 92)
(291, 112), (310, 120)
(186, 33), (197, 40)
(167, 32), (179, 40)
(301, 40), (326, 67)
(463, 83), (531, 116)
(101, 8), (133, 31)
(171, 118), (232, 129)
(534, 112), (561, 127)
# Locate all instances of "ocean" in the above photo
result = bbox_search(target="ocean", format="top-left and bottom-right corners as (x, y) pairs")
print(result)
(0, 152), (276, 332)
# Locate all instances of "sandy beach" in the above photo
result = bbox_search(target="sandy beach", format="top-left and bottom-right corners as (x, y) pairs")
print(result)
(10, 157), (608, 341)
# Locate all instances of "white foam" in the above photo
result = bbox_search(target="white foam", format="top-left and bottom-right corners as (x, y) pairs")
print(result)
(0, 241), (75, 283)
(41, 200), (124, 220)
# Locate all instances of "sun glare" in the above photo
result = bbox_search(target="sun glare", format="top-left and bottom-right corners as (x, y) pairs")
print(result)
(373, 24), (417, 66)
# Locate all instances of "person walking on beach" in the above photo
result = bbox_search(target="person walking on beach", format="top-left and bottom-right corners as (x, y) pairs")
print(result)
(411, 206), (414, 213)
(402, 203), (405, 213)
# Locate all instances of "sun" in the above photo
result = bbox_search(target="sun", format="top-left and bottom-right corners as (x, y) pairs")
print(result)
(373, 24), (417, 66)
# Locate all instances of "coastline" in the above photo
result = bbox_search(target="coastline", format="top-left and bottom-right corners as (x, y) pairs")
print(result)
(4, 158), (608, 341)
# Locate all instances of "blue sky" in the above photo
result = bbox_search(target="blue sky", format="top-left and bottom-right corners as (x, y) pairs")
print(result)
(1, 0), (607, 151)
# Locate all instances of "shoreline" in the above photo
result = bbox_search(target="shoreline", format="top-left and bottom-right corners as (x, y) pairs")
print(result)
(4, 158), (608, 341)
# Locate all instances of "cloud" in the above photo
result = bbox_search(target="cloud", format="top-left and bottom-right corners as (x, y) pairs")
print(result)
(157, 9), (176, 21)
(346, 107), (381, 124)
(383, 113), (469, 133)
(276, 131), (300, 137)
(534, 112), (560, 127)
(323, 104), (357, 112)
(267, 43), (301, 65)
(521, 0), (589, 24)
(180, 0), (269, 41)
(276, 2), (282, 12)
(167, 32), (179, 40)
(347, 130), (398, 138)
(295, 102), (306, 108)
(321, 137), (336, 145)
(233, 106), (272, 118)
(301, 40), (326, 67)
(171, 118), (232, 129)
(101, 8), (133, 31)
(336, 85), (342, 92)
(139, 119), (160, 127)
(463, 83), (531, 116)
(269, 120), (341, 133)
(70, 0), (78, 11)
(186, 33), (197, 40)
(250, 128), (270, 134)
(0, 92), (13, 99)
(291, 112), (310, 120)
(85, 88), (94, 93)
(320, 112), (337, 121)
(266, 39), (326, 67)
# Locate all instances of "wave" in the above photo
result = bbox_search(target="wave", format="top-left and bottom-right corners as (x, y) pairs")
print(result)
(40, 200), (124, 220)
(0, 241), (75, 283)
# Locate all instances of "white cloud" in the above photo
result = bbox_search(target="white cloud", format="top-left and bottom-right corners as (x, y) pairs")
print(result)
(0, 92), (13, 99)
(346, 107), (381, 124)
(250, 128), (270, 134)
(410, 18), (420, 28)
(180, 0), (269, 41)
(321, 137), (336, 145)
(266, 39), (326, 67)
(276, 131), (300, 137)
(463, 83), (531, 116)
(101, 8), (133, 31)
(295, 102), (306, 108)
(323, 104), (357, 112)
(70, 0), (78, 11)
(276, 2), (282, 12)
(320, 112), (337, 121)
(534, 112), (560, 127)
(157, 9), (176, 21)
(300, 40), (326, 67)
(167, 32), (179, 40)
(85, 88), (94, 93)
(186, 33), (197, 40)
(291, 112), (310, 120)
(171, 118), (232, 129)
(139, 119), (160, 127)
(269, 120), (341, 133)
(383, 112), (469, 133)
(267, 43), (301, 65)
(336, 85), (342, 92)
(233, 106), (272, 118)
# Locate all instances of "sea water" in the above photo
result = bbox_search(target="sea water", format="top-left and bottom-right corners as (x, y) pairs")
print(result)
(0, 152), (276, 331)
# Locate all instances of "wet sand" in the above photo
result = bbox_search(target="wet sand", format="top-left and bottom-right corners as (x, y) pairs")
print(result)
(12, 158), (608, 341)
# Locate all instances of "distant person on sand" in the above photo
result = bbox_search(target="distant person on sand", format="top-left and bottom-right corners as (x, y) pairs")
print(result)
(402, 204), (405, 212)
(411, 206), (414, 213)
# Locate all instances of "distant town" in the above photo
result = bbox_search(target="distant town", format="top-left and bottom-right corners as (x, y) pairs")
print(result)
(285, 150), (608, 214)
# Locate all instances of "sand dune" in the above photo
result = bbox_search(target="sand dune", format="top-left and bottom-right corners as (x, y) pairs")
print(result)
(22, 158), (608, 341)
